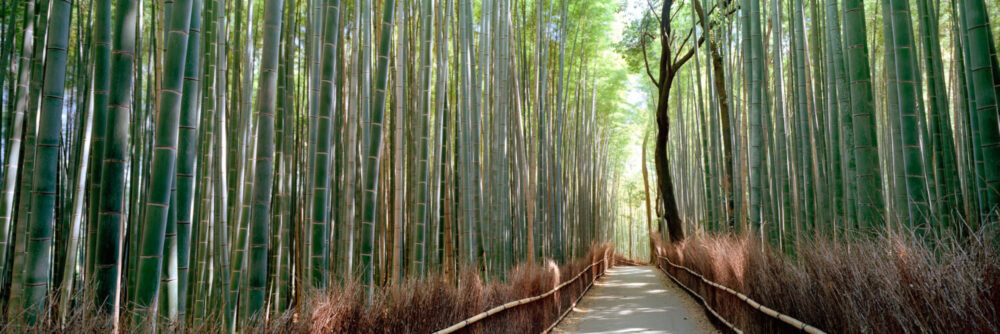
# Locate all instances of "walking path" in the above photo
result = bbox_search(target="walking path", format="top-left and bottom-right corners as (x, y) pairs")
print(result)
(552, 266), (718, 334)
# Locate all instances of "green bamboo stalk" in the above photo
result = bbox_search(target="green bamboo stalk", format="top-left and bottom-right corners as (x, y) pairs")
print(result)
(842, 0), (883, 230)
(338, 0), (364, 282)
(187, 98), (213, 324)
(429, 0), (450, 275)
(245, 0), (283, 318)
(916, 0), (956, 227)
(964, 0), (1000, 213)
(160, 174), (179, 320)
(887, 0), (930, 229)
(93, 0), (138, 313)
(791, 0), (812, 239)
(948, 0), (976, 223)
(174, 0), (202, 322)
(227, 17), (254, 324)
(185, 0), (213, 321)
(879, 0), (906, 226)
(269, 0), (285, 304)
(955, 0), (984, 222)
(159, 0), (203, 323)
(122, 7), (150, 305)
(212, 42), (233, 330)
(748, 0), (764, 231)
(270, 0), (294, 312)
(459, 0), (478, 265)
(550, 0), (564, 264)
(329, 0), (348, 282)
(58, 82), (94, 322)
(22, 0), (73, 321)
(85, 0), (111, 279)
(6, 0), (49, 311)
(692, 1), (712, 234)
(310, 0), (341, 289)
(360, 0), (395, 299)
(390, 0), (405, 284)
(464, 0), (484, 267)
(411, 0), (433, 277)
(828, 0), (857, 234)
(0, 0), (17, 110)
(132, 0), (193, 323)
(304, 3), (322, 282)
(0, 0), (36, 285)
(822, 0), (844, 231)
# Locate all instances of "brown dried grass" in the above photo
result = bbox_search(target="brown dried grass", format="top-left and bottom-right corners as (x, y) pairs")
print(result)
(653, 228), (1000, 333)
(1, 244), (613, 333)
(304, 243), (614, 334)
(0, 283), (112, 334)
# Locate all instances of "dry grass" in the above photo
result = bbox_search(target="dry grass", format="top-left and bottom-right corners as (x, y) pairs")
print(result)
(654, 228), (1000, 333)
(1, 244), (613, 333)
(11, 231), (997, 333)
(303, 243), (615, 334)
(0, 283), (113, 334)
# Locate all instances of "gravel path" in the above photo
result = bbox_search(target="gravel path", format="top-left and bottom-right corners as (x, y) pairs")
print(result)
(552, 266), (719, 334)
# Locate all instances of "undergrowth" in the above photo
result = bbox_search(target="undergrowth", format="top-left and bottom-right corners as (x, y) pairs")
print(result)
(2, 244), (617, 333)
(2, 245), (622, 334)
(654, 227), (1000, 333)
(304, 243), (615, 334)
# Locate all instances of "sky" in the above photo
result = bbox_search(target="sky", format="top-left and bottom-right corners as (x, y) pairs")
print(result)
(613, 0), (655, 202)
(610, 0), (657, 253)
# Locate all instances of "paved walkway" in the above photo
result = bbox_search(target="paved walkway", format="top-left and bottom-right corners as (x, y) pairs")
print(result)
(552, 266), (718, 334)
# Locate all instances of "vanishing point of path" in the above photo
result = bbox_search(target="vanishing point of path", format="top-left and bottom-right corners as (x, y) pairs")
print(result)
(553, 266), (719, 334)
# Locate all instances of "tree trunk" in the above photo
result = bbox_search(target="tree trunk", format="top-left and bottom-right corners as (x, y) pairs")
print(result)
(654, 0), (685, 243)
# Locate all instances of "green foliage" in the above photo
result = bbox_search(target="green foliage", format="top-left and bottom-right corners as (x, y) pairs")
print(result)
(614, 11), (661, 76)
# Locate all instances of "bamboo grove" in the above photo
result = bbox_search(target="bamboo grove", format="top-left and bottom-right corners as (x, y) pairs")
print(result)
(633, 0), (1000, 250)
(0, 0), (624, 329)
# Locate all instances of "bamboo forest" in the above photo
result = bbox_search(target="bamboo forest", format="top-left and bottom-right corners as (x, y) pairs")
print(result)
(0, 0), (999, 332)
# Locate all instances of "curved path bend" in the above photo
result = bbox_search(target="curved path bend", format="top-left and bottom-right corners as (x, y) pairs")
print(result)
(552, 266), (718, 334)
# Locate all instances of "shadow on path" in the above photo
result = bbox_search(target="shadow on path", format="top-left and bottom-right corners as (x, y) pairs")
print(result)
(552, 266), (717, 334)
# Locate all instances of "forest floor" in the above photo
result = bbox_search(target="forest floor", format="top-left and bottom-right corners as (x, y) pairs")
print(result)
(552, 265), (718, 334)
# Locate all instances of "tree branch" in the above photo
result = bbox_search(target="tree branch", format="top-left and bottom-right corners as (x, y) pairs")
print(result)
(641, 25), (661, 87)
(644, 0), (663, 28)
(671, 4), (737, 70)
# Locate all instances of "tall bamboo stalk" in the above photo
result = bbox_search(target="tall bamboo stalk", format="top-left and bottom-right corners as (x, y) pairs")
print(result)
(0, 0), (37, 287)
(22, 0), (73, 321)
(360, 0), (395, 299)
(843, 0), (883, 230)
(132, 0), (193, 322)
(887, 0), (929, 229)
(310, 0), (341, 289)
(245, 0), (283, 317)
(964, 0), (1000, 213)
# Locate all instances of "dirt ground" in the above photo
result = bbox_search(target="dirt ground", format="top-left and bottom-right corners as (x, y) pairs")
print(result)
(552, 265), (720, 334)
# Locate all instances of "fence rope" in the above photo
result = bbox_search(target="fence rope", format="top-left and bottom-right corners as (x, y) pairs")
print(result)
(656, 260), (742, 333)
(658, 255), (827, 334)
(433, 256), (608, 334)
(542, 256), (607, 334)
